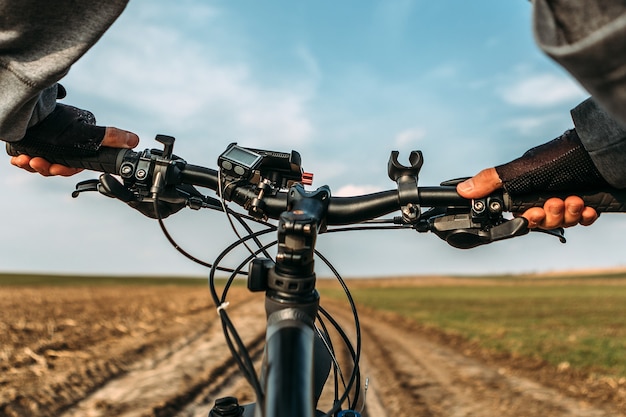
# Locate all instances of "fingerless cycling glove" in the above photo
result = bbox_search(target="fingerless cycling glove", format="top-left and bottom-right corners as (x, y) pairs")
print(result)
(10, 103), (105, 158)
(495, 129), (609, 194)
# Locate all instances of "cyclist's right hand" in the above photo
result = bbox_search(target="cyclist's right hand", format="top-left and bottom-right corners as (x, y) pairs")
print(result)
(8, 103), (139, 177)
(456, 167), (599, 229)
(457, 128), (611, 229)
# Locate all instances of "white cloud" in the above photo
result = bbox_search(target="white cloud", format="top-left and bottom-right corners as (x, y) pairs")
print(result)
(423, 63), (460, 80)
(334, 184), (383, 197)
(295, 45), (321, 82)
(64, 5), (315, 148)
(394, 127), (427, 147)
(503, 114), (564, 136)
(499, 73), (586, 108)
(484, 36), (502, 48)
(374, 0), (416, 35)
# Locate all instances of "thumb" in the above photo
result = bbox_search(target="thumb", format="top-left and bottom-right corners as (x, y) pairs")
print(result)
(101, 127), (140, 149)
(456, 167), (503, 199)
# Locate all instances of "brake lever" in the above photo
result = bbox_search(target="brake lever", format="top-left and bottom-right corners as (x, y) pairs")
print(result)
(72, 179), (100, 198)
(420, 210), (569, 248)
(72, 173), (222, 218)
(99, 173), (136, 202)
(532, 227), (566, 243)
(423, 213), (529, 249)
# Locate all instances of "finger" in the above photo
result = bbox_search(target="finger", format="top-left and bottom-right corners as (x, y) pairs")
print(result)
(579, 206), (599, 226)
(456, 167), (503, 199)
(102, 127), (139, 149)
(540, 198), (566, 229)
(28, 157), (82, 176)
(562, 196), (599, 227)
(10, 155), (37, 173)
(27, 157), (54, 176)
(48, 164), (84, 177)
(562, 196), (585, 227)
(521, 207), (547, 229)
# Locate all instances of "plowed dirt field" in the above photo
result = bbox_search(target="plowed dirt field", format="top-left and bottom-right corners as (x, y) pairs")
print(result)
(1, 283), (625, 417)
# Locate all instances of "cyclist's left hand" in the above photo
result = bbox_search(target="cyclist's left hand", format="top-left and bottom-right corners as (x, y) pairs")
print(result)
(10, 127), (139, 177)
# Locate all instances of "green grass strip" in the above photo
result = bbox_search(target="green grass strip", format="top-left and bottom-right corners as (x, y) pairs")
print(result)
(338, 283), (626, 378)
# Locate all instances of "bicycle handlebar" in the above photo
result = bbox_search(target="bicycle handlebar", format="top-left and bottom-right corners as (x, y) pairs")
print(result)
(8, 139), (626, 226)
(178, 162), (468, 224)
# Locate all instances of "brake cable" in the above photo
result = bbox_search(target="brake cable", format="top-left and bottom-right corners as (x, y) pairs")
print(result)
(151, 188), (276, 274)
(218, 168), (264, 258)
(152, 196), (215, 269)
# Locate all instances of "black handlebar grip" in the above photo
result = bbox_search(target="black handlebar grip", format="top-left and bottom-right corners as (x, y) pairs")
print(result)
(6, 142), (129, 174)
(505, 189), (626, 213)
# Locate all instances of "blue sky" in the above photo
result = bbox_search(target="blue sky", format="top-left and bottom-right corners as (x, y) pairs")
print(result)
(2, 0), (625, 277)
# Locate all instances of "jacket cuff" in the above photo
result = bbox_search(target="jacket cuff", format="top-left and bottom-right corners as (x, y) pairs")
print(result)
(571, 98), (626, 188)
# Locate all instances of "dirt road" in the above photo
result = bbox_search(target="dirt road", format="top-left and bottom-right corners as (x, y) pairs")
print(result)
(1, 285), (624, 417)
(336, 304), (623, 417)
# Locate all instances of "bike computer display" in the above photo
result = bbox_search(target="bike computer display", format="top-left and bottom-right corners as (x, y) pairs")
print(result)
(218, 144), (263, 179)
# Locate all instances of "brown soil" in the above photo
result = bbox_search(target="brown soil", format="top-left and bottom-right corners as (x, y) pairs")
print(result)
(1, 283), (625, 417)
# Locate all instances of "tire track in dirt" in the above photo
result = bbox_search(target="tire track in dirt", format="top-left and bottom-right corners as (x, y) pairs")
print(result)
(329, 299), (626, 417)
(173, 339), (262, 417)
(60, 296), (266, 417)
(1, 286), (222, 417)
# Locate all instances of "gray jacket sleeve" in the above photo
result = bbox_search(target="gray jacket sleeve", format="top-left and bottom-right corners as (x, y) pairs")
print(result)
(533, 0), (626, 128)
(571, 98), (626, 188)
(0, 1), (129, 142)
(533, 1), (626, 188)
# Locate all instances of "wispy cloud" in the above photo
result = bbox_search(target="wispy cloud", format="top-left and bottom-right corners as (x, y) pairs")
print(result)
(498, 73), (586, 108)
(295, 45), (321, 83)
(422, 63), (461, 80)
(334, 184), (383, 197)
(374, 0), (416, 37)
(394, 127), (427, 147)
(65, 5), (315, 148)
(503, 114), (565, 136)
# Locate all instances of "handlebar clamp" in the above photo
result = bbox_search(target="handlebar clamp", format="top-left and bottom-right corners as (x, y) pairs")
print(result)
(388, 150), (423, 224)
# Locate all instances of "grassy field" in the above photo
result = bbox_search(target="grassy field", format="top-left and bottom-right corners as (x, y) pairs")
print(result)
(337, 273), (626, 379)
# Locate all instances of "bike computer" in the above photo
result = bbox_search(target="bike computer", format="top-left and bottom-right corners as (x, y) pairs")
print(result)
(218, 143), (263, 179)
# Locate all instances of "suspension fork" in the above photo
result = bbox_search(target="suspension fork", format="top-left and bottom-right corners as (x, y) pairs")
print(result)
(251, 184), (332, 417)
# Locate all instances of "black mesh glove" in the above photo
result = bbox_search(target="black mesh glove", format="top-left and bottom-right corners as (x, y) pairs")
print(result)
(495, 129), (609, 194)
(9, 102), (106, 159)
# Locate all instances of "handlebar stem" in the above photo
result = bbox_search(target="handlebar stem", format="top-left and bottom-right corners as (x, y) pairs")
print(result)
(272, 184), (330, 286)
